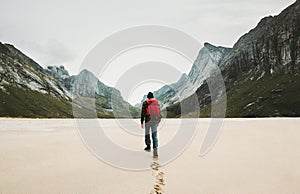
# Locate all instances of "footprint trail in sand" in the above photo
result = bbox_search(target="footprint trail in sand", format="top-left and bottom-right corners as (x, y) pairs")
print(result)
(150, 161), (166, 194)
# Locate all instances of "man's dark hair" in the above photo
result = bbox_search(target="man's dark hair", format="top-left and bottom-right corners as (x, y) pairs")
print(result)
(147, 92), (154, 99)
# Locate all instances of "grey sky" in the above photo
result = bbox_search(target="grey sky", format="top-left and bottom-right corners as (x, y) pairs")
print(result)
(0, 0), (296, 104)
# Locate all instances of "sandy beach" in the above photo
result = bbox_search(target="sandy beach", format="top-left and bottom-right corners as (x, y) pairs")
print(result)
(0, 118), (299, 193)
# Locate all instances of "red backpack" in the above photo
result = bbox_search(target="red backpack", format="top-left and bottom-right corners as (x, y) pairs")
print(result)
(146, 98), (161, 122)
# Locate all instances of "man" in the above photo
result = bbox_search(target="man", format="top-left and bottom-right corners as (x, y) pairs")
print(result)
(141, 92), (161, 158)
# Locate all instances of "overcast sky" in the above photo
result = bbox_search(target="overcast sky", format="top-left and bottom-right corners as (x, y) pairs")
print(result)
(0, 0), (296, 104)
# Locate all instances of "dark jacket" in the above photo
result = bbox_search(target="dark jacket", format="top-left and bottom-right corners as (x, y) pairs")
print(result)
(141, 98), (160, 124)
(141, 100), (150, 124)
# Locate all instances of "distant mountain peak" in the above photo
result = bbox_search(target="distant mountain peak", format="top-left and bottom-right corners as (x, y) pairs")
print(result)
(80, 68), (91, 74)
(0, 42), (138, 118)
(204, 42), (217, 49)
(203, 42), (231, 54)
(46, 65), (70, 81)
(203, 42), (221, 52)
(77, 69), (98, 78)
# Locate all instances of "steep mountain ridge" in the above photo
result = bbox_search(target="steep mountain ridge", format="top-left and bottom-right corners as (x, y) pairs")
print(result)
(221, 0), (300, 81)
(166, 0), (300, 117)
(137, 42), (231, 109)
(220, 0), (300, 116)
(0, 42), (73, 117)
(0, 42), (138, 118)
(1, 1), (299, 118)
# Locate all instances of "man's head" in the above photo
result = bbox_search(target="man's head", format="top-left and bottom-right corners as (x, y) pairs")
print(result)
(147, 92), (154, 99)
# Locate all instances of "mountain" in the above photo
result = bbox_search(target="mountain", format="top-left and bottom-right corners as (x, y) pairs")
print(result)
(1, 1), (299, 118)
(45, 65), (70, 82)
(220, 0), (300, 117)
(0, 42), (73, 117)
(162, 0), (300, 117)
(54, 68), (139, 118)
(135, 73), (188, 109)
(0, 42), (138, 118)
(136, 42), (231, 109)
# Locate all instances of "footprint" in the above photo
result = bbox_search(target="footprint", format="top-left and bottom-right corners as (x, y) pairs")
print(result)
(150, 162), (160, 171)
(150, 161), (166, 194)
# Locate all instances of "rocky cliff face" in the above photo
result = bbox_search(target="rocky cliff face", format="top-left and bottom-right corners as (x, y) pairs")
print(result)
(218, 0), (300, 117)
(165, 0), (300, 117)
(1, 1), (298, 118)
(45, 65), (70, 82)
(137, 43), (230, 109)
(0, 42), (138, 118)
(64, 69), (136, 117)
(65, 69), (121, 99)
(183, 43), (230, 99)
(221, 0), (300, 82)
(0, 42), (73, 117)
(0, 43), (71, 99)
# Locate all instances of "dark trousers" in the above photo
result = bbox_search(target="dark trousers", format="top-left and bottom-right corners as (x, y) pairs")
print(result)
(145, 121), (158, 149)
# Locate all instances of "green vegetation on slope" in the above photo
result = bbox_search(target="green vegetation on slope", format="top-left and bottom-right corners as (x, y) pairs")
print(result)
(0, 86), (73, 118)
(225, 74), (300, 117)
(165, 74), (300, 118)
(199, 74), (300, 117)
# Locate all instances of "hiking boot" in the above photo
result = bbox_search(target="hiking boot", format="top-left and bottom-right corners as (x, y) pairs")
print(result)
(144, 146), (151, 152)
(153, 148), (158, 158)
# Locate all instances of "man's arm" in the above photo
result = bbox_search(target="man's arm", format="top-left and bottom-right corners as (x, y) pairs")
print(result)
(141, 101), (146, 127)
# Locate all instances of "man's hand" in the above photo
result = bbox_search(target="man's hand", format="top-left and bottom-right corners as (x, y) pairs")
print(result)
(141, 123), (144, 129)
